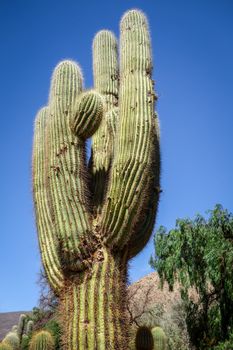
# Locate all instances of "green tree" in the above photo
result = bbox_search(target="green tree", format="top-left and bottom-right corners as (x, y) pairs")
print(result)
(150, 205), (233, 349)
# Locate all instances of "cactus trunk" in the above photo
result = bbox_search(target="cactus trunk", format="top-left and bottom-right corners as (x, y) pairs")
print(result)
(60, 249), (128, 350)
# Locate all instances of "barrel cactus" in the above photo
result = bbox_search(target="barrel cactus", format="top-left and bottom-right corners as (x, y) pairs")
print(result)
(29, 331), (55, 350)
(135, 327), (154, 350)
(32, 8), (160, 350)
(151, 327), (167, 350)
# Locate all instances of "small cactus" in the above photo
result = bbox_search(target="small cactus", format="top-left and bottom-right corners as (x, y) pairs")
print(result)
(17, 314), (27, 342)
(29, 331), (55, 350)
(25, 320), (34, 336)
(135, 326), (154, 350)
(3, 332), (20, 350)
(1, 316), (33, 350)
(151, 327), (167, 350)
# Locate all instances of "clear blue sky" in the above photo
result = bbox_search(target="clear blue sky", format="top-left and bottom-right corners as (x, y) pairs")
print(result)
(0, 0), (232, 312)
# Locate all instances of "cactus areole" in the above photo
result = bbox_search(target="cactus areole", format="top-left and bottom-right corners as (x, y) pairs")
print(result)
(32, 9), (160, 350)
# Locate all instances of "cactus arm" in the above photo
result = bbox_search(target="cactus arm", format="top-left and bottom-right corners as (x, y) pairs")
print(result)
(128, 112), (160, 258)
(101, 10), (160, 250)
(93, 30), (118, 108)
(91, 31), (119, 211)
(70, 90), (104, 139)
(33, 108), (64, 292)
(46, 61), (98, 271)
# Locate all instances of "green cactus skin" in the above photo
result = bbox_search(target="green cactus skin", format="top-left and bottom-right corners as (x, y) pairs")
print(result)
(151, 327), (167, 350)
(29, 331), (55, 350)
(135, 327), (153, 350)
(0, 343), (13, 350)
(32, 9), (160, 350)
(3, 333), (20, 350)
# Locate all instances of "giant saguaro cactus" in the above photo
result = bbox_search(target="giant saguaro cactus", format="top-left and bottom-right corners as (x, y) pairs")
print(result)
(32, 9), (160, 350)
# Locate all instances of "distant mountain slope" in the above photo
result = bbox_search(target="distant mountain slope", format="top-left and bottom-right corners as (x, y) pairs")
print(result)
(0, 311), (29, 340)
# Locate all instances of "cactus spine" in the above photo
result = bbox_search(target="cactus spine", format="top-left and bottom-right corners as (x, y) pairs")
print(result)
(32, 9), (160, 350)
(29, 331), (55, 350)
(151, 327), (167, 350)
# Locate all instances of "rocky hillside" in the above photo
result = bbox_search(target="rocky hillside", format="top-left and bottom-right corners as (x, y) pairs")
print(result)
(0, 311), (28, 340)
(128, 271), (198, 317)
(127, 272), (184, 326)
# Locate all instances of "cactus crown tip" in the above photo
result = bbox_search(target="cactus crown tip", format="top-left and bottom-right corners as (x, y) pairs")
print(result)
(52, 59), (83, 78)
(120, 8), (148, 28)
(94, 29), (114, 36)
(49, 59), (83, 102)
(93, 30), (117, 48)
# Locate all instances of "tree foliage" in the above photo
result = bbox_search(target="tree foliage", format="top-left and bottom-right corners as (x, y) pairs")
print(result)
(150, 205), (233, 349)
